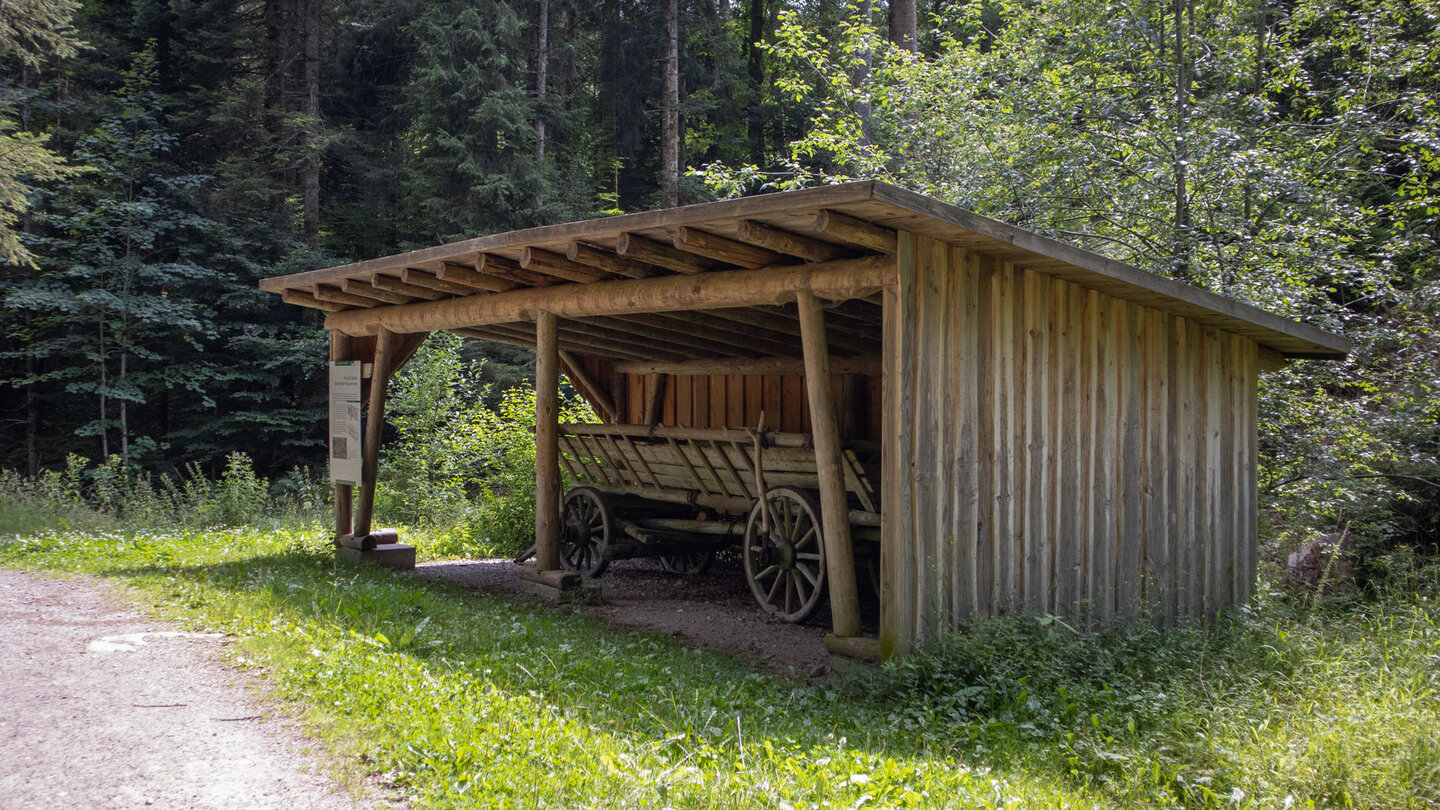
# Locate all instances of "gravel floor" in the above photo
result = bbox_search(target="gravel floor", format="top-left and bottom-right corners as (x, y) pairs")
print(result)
(410, 556), (879, 676)
(0, 569), (389, 810)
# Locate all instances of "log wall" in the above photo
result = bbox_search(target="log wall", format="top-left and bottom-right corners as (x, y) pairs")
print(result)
(881, 233), (1259, 649)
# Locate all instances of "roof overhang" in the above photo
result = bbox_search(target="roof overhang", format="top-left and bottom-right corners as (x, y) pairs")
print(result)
(260, 180), (1350, 361)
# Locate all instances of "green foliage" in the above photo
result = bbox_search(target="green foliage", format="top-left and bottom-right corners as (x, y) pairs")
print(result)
(4, 526), (1439, 808)
(0, 450), (327, 534)
(376, 333), (594, 558)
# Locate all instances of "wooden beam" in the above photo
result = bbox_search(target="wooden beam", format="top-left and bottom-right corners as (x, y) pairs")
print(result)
(330, 331), (356, 539)
(612, 354), (882, 377)
(325, 255), (894, 336)
(312, 285), (380, 308)
(340, 278), (412, 305)
(813, 209), (898, 253)
(283, 289), (343, 312)
(559, 350), (617, 421)
(583, 314), (762, 358)
(558, 319), (697, 360)
(369, 274), (446, 301)
(566, 242), (659, 278)
(535, 312), (562, 571)
(400, 267), (482, 297)
(479, 253), (561, 287)
(436, 262), (518, 292)
(617, 232), (719, 274)
(797, 291), (861, 638)
(521, 247), (607, 283)
(353, 327), (399, 537)
(1257, 345), (1285, 372)
(644, 311), (803, 358)
(672, 226), (785, 268)
(737, 219), (849, 262)
(702, 307), (879, 355)
(644, 374), (668, 426)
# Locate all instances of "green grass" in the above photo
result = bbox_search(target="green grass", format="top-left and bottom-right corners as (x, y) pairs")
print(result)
(2, 526), (1437, 809)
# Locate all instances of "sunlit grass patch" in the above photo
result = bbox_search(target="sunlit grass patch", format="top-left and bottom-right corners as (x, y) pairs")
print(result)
(3, 527), (1437, 808)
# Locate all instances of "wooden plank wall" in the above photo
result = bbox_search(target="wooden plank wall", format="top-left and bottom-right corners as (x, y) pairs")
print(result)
(881, 233), (1259, 649)
(579, 365), (883, 442)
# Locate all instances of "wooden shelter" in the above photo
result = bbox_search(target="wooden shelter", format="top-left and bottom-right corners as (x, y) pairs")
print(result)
(261, 181), (1349, 658)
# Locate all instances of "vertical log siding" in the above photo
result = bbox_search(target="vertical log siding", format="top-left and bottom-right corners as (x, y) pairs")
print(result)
(881, 234), (1260, 650)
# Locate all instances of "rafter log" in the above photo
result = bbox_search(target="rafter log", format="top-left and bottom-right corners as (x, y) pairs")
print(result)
(559, 319), (699, 360)
(612, 355), (882, 377)
(479, 253), (560, 287)
(339, 278), (412, 305)
(521, 247), (607, 283)
(400, 267), (482, 297)
(644, 311), (803, 358)
(616, 232), (721, 275)
(436, 261), (518, 293)
(566, 242), (659, 279)
(812, 209), (898, 254)
(672, 226), (785, 269)
(325, 255), (894, 337)
(369, 274), (447, 301)
(702, 307), (879, 355)
(312, 285), (380, 308)
(282, 289), (344, 312)
(585, 314), (765, 359)
(736, 219), (850, 262)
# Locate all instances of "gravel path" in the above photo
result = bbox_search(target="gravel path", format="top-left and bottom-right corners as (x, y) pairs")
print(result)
(411, 556), (879, 676)
(0, 568), (383, 810)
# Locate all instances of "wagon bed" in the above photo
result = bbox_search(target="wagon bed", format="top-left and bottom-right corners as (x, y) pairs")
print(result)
(554, 423), (881, 622)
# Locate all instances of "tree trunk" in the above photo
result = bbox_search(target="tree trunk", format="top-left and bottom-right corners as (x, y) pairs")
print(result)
(854, 0), (874, 145)
(1171, 0), (1193, 282)
(661, 0), (680, 208)
(534, 0), (549, 212)
(888, 0), (917, 52)
(302, 0), (321, 247)
(25, 315), (39, 476)
(746, 0), (766, 164)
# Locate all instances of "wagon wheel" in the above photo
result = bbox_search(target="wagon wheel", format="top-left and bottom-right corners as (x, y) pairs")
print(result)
(743, 486), (826, 623)
(657, 549), (716, 576)
(559, 487), (612, 577)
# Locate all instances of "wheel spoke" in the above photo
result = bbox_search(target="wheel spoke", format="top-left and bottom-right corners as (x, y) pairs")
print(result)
(795, 525), (817, 549)
(754, 563), (780, 582)
(784, 573), (795, 615)
(793, 570), (811, 606)
(765, 568), (786, 604)
(796, 552), (822, 561)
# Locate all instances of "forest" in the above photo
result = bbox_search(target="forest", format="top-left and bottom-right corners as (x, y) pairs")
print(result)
(3, 2), (1439, 806)
(1, 0), (1436, 555)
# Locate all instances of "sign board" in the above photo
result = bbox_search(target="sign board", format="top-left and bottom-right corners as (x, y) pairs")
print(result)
(328, 361), (363, 485)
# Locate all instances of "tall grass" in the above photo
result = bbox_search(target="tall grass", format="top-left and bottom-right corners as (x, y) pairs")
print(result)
(2, 523), (1436, 808)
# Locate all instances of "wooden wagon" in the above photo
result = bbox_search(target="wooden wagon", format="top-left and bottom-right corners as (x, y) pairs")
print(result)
(555, 423), (880, 623)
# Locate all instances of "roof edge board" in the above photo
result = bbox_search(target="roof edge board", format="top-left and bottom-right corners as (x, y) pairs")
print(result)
(871, 183), (1351, 359)
(257, 181), (880, 292)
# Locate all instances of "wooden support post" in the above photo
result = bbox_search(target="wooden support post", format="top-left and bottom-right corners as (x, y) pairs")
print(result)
(535, 311), (562, 571)
(329, 331), (355, 539)
(797, 291), (862, 639)
(353, 327), (399, 537)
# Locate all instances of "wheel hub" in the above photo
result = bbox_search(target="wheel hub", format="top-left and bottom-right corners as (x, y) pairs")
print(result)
(771, 532), (796, 570)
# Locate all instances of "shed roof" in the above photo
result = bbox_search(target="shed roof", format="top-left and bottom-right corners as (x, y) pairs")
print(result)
(260, 181), (1350, 361)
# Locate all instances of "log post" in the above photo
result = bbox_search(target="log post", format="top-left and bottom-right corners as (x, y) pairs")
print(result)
(535, 311), (562, 571)
(353, 327), (398, 537)
(329, 331), (355, 539)
(796, 291), (862, 639)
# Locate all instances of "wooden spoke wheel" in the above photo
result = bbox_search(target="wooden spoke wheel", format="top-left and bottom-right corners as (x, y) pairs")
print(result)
(657, 549), (716, 576)
(743, 486), (826, 623)
(559, 487), (612, 577)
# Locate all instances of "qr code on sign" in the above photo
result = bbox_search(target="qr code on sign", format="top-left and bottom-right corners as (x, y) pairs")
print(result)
(332, 437), (347, 459)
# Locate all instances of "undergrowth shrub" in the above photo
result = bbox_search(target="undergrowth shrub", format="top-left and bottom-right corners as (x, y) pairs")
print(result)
(0, 451), (328, 534)
(377, 334), (593, 558)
